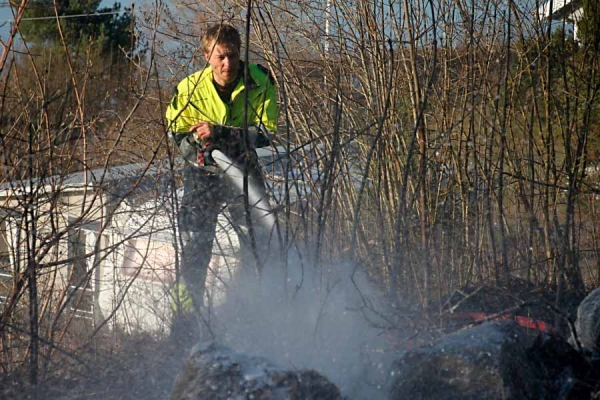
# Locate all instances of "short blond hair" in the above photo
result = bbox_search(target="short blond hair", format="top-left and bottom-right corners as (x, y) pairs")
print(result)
(202, 24), (241, 53)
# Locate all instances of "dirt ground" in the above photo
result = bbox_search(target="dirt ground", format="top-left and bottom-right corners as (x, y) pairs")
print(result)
(0, 332), (195, 400)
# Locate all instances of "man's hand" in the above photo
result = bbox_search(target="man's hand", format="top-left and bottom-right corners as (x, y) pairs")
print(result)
(189, 122), (214, 143)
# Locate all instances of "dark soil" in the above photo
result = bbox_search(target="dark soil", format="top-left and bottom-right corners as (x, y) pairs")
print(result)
(0, 332), (194, 400)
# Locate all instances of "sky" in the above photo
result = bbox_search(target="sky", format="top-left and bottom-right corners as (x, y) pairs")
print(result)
(0, 4), (14, 41)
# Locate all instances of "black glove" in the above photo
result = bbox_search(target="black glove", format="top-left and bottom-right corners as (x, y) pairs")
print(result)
(201, 140), (219, 165)
(212, 125), (271, 151)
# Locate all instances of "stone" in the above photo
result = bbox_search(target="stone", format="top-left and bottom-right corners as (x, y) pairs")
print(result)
(170, 341), (342, 400)
(575, 287), (600, 354)
(389, 320), (593, 400)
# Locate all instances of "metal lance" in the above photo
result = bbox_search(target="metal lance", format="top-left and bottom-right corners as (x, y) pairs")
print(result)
(210, 149), (278, 244)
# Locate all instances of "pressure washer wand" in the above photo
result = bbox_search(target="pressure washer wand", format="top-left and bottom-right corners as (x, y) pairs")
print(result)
(210, 149), (277, 238)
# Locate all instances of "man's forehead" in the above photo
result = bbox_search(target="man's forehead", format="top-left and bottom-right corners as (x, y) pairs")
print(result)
(206, 41), (239, 55)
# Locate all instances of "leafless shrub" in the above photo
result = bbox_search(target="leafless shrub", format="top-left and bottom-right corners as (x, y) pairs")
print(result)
(0, 0), (598, 394)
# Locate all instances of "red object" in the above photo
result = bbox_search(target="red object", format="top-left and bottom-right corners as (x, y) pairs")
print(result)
(514, 315), (550, 331)
(196, 141), (211, 166)
(447, 312), (551, 332)
(197, 148), (205, 166)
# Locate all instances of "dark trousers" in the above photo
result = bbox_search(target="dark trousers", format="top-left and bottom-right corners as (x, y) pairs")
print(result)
(177, 162), (266, 315)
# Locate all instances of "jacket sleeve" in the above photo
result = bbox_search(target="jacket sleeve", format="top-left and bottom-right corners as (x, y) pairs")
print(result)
(248, 73), (278, 148)
(257, 76), (279, 134)
(166, 83), (197, 135)
(165, 83), (200, 163)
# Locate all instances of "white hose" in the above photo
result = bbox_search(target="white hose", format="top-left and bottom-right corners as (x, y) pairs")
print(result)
(211, 149), (277, 235)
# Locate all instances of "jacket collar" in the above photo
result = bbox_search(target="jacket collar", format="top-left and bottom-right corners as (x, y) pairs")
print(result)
(237, 61), (260, 90)
(201, 61), (261, 91)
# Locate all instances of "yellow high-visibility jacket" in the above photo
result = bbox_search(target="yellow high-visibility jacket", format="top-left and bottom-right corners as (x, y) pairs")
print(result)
(166, 62), (278, 136)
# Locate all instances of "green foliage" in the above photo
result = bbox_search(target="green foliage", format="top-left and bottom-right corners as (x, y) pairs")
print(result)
(547, 29), (579, 79)
(578, 0), (600, 51)
(18, 1), (134, 61)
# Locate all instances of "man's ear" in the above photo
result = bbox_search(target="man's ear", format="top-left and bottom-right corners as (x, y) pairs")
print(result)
(203, 52), (209, 62)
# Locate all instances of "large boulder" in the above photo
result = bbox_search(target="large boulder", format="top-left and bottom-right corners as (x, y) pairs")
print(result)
(508, 332), (594, 399)
(389, 320), (593, 400)
(575, 287), (600, 354)
(170, 341), (342, 400)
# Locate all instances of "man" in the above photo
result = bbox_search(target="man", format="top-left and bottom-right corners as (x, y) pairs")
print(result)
(165, 23), (279, 320)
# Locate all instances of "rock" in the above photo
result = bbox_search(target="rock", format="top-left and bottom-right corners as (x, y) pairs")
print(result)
(170, 341), (342, 400)
(389, 320), (594, 400)
(506, 332), (594, 399)
(575, 287), (600, 354)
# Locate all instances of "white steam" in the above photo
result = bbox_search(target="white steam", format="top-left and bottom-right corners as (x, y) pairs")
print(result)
(209, 252), (394, 399)
(207, 149), (395, 399)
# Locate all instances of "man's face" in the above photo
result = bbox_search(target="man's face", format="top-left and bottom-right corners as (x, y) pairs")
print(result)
(204, 41), (240, 86)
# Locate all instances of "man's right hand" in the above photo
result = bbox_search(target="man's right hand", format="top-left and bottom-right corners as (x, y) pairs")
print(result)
(189, 122), (214, 143)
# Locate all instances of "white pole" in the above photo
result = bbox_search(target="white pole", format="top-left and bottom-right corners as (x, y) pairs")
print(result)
(325, 0), (331, 54)
(210, 150), (277, 233)
(324, 0), (331, 88)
